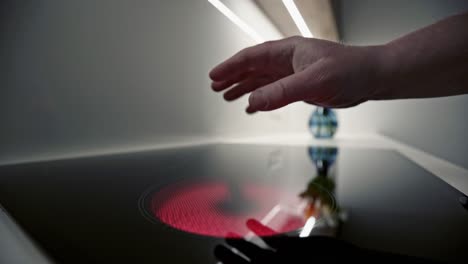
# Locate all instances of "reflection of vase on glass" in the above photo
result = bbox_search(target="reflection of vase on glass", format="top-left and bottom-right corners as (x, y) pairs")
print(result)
(309, 107), (338, 138)
(299, 147), (341, 236)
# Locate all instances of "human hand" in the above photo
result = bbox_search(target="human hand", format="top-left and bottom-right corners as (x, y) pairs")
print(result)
(209, 36), (385, 113)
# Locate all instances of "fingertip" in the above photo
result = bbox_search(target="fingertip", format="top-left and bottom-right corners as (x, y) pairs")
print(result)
(223, 91), (235, 101)
(211, 81), (221, 91)
(208, 68), (218, 81)
(245, 106), (257, 114)
(209, 66), (226, 81)
(212, 81), (230, 92)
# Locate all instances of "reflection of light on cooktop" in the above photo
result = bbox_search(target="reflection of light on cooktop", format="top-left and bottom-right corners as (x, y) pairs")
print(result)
(140, 180), (308, 238)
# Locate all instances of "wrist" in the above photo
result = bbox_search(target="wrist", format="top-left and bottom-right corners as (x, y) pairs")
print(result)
(368, 43), (396, 100)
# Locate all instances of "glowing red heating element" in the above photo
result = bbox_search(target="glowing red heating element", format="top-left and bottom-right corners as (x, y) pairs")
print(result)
(151, 181), (305, 238)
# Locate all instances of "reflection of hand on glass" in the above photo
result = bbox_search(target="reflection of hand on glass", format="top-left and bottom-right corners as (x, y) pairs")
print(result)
(214, 219), (359, 263)
(215, 219), (441, 264)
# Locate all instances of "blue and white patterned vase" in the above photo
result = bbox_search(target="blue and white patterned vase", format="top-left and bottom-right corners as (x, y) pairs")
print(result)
(308, 107), (338, 138)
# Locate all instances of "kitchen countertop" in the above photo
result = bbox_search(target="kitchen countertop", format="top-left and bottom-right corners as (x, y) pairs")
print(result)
(1, 133), (467, 264)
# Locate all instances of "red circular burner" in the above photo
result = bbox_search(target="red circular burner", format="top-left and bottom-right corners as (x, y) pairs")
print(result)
(147, 180), (306, 238)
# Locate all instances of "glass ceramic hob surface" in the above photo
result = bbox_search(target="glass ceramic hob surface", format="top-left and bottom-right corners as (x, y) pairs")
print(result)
(0, 144), (467, 263)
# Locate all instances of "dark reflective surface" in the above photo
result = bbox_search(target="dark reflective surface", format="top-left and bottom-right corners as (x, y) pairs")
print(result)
(0, 144), (467, 263)
(214, 219), (440, 263)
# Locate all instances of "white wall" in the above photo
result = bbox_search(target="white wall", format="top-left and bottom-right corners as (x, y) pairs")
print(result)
(8, 0), (465, 168)
(0, 0), (314, 165)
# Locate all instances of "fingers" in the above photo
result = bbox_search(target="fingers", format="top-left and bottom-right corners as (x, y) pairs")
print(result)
(209, 39), (296, 83)
(223, 77), (274, 101)
(247, 68), (314, 112)
(212, 80), (235, 92)
(211, 71), (253, 92)
(246, 105), (257, 114)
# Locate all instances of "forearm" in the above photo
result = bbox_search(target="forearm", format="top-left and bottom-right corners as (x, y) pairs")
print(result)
(373, 12), (468, 100)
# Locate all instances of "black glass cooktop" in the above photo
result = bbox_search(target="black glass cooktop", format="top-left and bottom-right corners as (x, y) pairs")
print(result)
(0, 144), (467, 263)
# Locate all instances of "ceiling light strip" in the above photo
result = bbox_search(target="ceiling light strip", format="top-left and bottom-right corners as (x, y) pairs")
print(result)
(208, 0), (264, 43)
(282, 0), (313, 38)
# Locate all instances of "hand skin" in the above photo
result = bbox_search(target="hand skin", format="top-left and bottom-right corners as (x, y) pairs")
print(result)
(209, 12), (468, 114)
